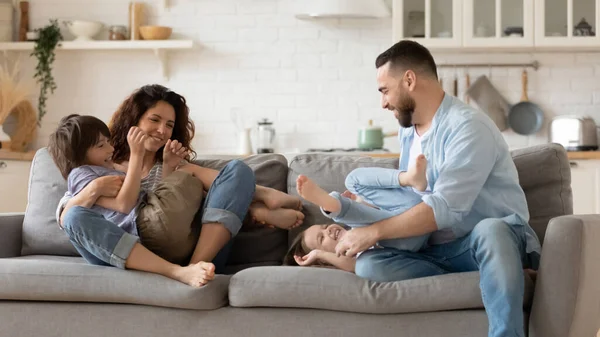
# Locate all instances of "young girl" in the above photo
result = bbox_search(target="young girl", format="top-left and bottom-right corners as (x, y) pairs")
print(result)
(284, 223), (359, 272)
(293, 154), (431, 257)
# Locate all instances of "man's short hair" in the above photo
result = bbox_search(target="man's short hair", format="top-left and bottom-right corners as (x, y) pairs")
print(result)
(375, 40), (438, 79)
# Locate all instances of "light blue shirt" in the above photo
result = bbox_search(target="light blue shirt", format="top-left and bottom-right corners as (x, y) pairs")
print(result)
(397, 93), (541, 254)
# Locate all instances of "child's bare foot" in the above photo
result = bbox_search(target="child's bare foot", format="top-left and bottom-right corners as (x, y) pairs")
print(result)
(296, 175), (341, 213)
(256, 187), (303, 211)
(400, 154), (428, 191)
(250, 203), (304, 229)
(171, 261), (215, 287)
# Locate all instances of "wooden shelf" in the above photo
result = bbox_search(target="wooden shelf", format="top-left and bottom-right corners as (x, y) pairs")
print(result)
(0, 40), (194, 80)
(0, 40), (193, 51)
(0, 149), (35, 161)
(566, 152), (600, 160)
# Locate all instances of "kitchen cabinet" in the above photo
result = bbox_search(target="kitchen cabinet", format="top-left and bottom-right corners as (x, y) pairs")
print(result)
(569, 160), (600, 215)
(0, 160), (31, 213)
(534, 0), (600, 47)
(393, 0), (600, 51)
(392, 0), (463, 48)
(463, 0), (534, 47)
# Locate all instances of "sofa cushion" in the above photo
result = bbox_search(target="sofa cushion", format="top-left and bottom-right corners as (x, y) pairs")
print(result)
(21, 149), (290, 267)
(229, 266), (535, 314)
(0, 255), (229, 310)
(511, 143), (572, 244)
(21, 148), (78, 256)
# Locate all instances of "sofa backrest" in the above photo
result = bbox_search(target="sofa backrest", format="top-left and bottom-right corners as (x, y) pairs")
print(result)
(20, 143), (571, 265)
(286, 143), (573, 247)
(20, 148), (290, 271)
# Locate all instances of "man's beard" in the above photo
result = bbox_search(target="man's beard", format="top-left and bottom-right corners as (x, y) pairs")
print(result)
(394, 93), (416, 128)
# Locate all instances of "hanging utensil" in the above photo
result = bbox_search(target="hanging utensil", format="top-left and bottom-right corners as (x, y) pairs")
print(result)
(507, 69), (544, 135)
(465, 71), (471, 104)
(452, 67), (458, 97)
(466, 69), (509, 132)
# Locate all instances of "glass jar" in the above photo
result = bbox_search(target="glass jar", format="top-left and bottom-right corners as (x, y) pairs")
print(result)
(109, 25), (127, 40)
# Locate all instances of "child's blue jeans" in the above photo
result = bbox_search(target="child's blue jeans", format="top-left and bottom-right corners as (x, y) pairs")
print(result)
(321, 167), (430, 252)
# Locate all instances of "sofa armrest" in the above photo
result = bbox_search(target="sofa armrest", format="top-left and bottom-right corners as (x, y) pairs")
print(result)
(0, 213), (24, 258)
(529, 215), (600, 337)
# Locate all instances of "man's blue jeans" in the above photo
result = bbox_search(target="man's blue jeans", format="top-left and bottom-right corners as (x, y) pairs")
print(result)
(355, 219), (539, 337)
(62, 160), (255, 273)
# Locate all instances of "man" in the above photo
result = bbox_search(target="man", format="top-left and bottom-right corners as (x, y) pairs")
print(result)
(334, 40), (541, 337)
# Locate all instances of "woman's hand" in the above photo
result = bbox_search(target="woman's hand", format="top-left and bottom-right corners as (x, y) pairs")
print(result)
(294, 249), (322, 266)
(90, 175), (124, 198)
(163, 139), (189, 171)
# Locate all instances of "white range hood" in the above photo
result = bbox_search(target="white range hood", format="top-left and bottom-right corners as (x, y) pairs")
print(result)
(295, 0), (391, 19)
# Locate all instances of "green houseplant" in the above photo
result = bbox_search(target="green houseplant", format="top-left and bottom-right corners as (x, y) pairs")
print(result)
(31, 19), (63, 124)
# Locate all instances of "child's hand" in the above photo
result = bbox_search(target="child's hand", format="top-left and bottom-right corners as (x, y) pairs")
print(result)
(91, 175), (124, 197)
(294, 249), (322, 266)
(127, 127), (147, 157)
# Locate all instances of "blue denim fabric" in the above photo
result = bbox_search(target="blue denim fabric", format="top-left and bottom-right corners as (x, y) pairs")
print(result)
(62, 206), (139, 269)
(200, 160), (255, 273)
(355, 219), (539, 337)
(322, 190), (428, 252)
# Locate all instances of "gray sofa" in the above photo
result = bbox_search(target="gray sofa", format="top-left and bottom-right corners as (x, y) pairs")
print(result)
(1, 143), (599, 337)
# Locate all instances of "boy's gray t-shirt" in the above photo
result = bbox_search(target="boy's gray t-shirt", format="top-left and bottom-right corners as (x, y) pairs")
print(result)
(67, 165), (147, 236)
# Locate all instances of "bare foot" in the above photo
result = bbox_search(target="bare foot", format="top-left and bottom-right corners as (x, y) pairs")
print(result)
(400, 154), (428, 191)
(250, 203), (304, 230)
(296, 175), (341, 213)
(256, 186), (303, 211)
(171, 261), (215, 287)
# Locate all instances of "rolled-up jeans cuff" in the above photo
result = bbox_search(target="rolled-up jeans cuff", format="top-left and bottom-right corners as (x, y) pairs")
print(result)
(319, 191), (349, 220)
(202, 208), (243, 237)
(111, 233), (139, 269)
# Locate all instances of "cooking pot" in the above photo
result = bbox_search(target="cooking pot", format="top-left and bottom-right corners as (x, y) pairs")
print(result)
(358, 120), (397, 150)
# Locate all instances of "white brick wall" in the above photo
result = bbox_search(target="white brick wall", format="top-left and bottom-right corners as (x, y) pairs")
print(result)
(15, 0), (600, 155)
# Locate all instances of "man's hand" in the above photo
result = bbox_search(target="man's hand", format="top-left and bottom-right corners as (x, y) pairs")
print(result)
(91, 175), (124, 198)
(163, 139), (189, 171)
(294, 249), (322, 266)
(335, 226), (379, 258)
(127, 127), (147, 157)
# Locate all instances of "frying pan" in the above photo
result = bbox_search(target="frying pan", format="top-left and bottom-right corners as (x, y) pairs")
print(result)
(507, 69), (544, 135)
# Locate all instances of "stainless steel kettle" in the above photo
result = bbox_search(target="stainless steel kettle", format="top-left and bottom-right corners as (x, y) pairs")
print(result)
(549, 116), (598, 151)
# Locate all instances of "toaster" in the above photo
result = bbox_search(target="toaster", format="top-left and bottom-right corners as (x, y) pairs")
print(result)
(549, 116), (598, 151)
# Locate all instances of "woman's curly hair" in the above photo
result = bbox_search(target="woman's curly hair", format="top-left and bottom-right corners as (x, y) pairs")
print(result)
(109, 84), (196, 164)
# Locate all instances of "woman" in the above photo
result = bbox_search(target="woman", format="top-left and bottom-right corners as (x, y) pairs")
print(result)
(59, 84), (304, 273)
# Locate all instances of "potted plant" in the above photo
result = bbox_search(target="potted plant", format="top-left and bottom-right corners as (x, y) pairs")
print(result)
(30, 19), (63, 124)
